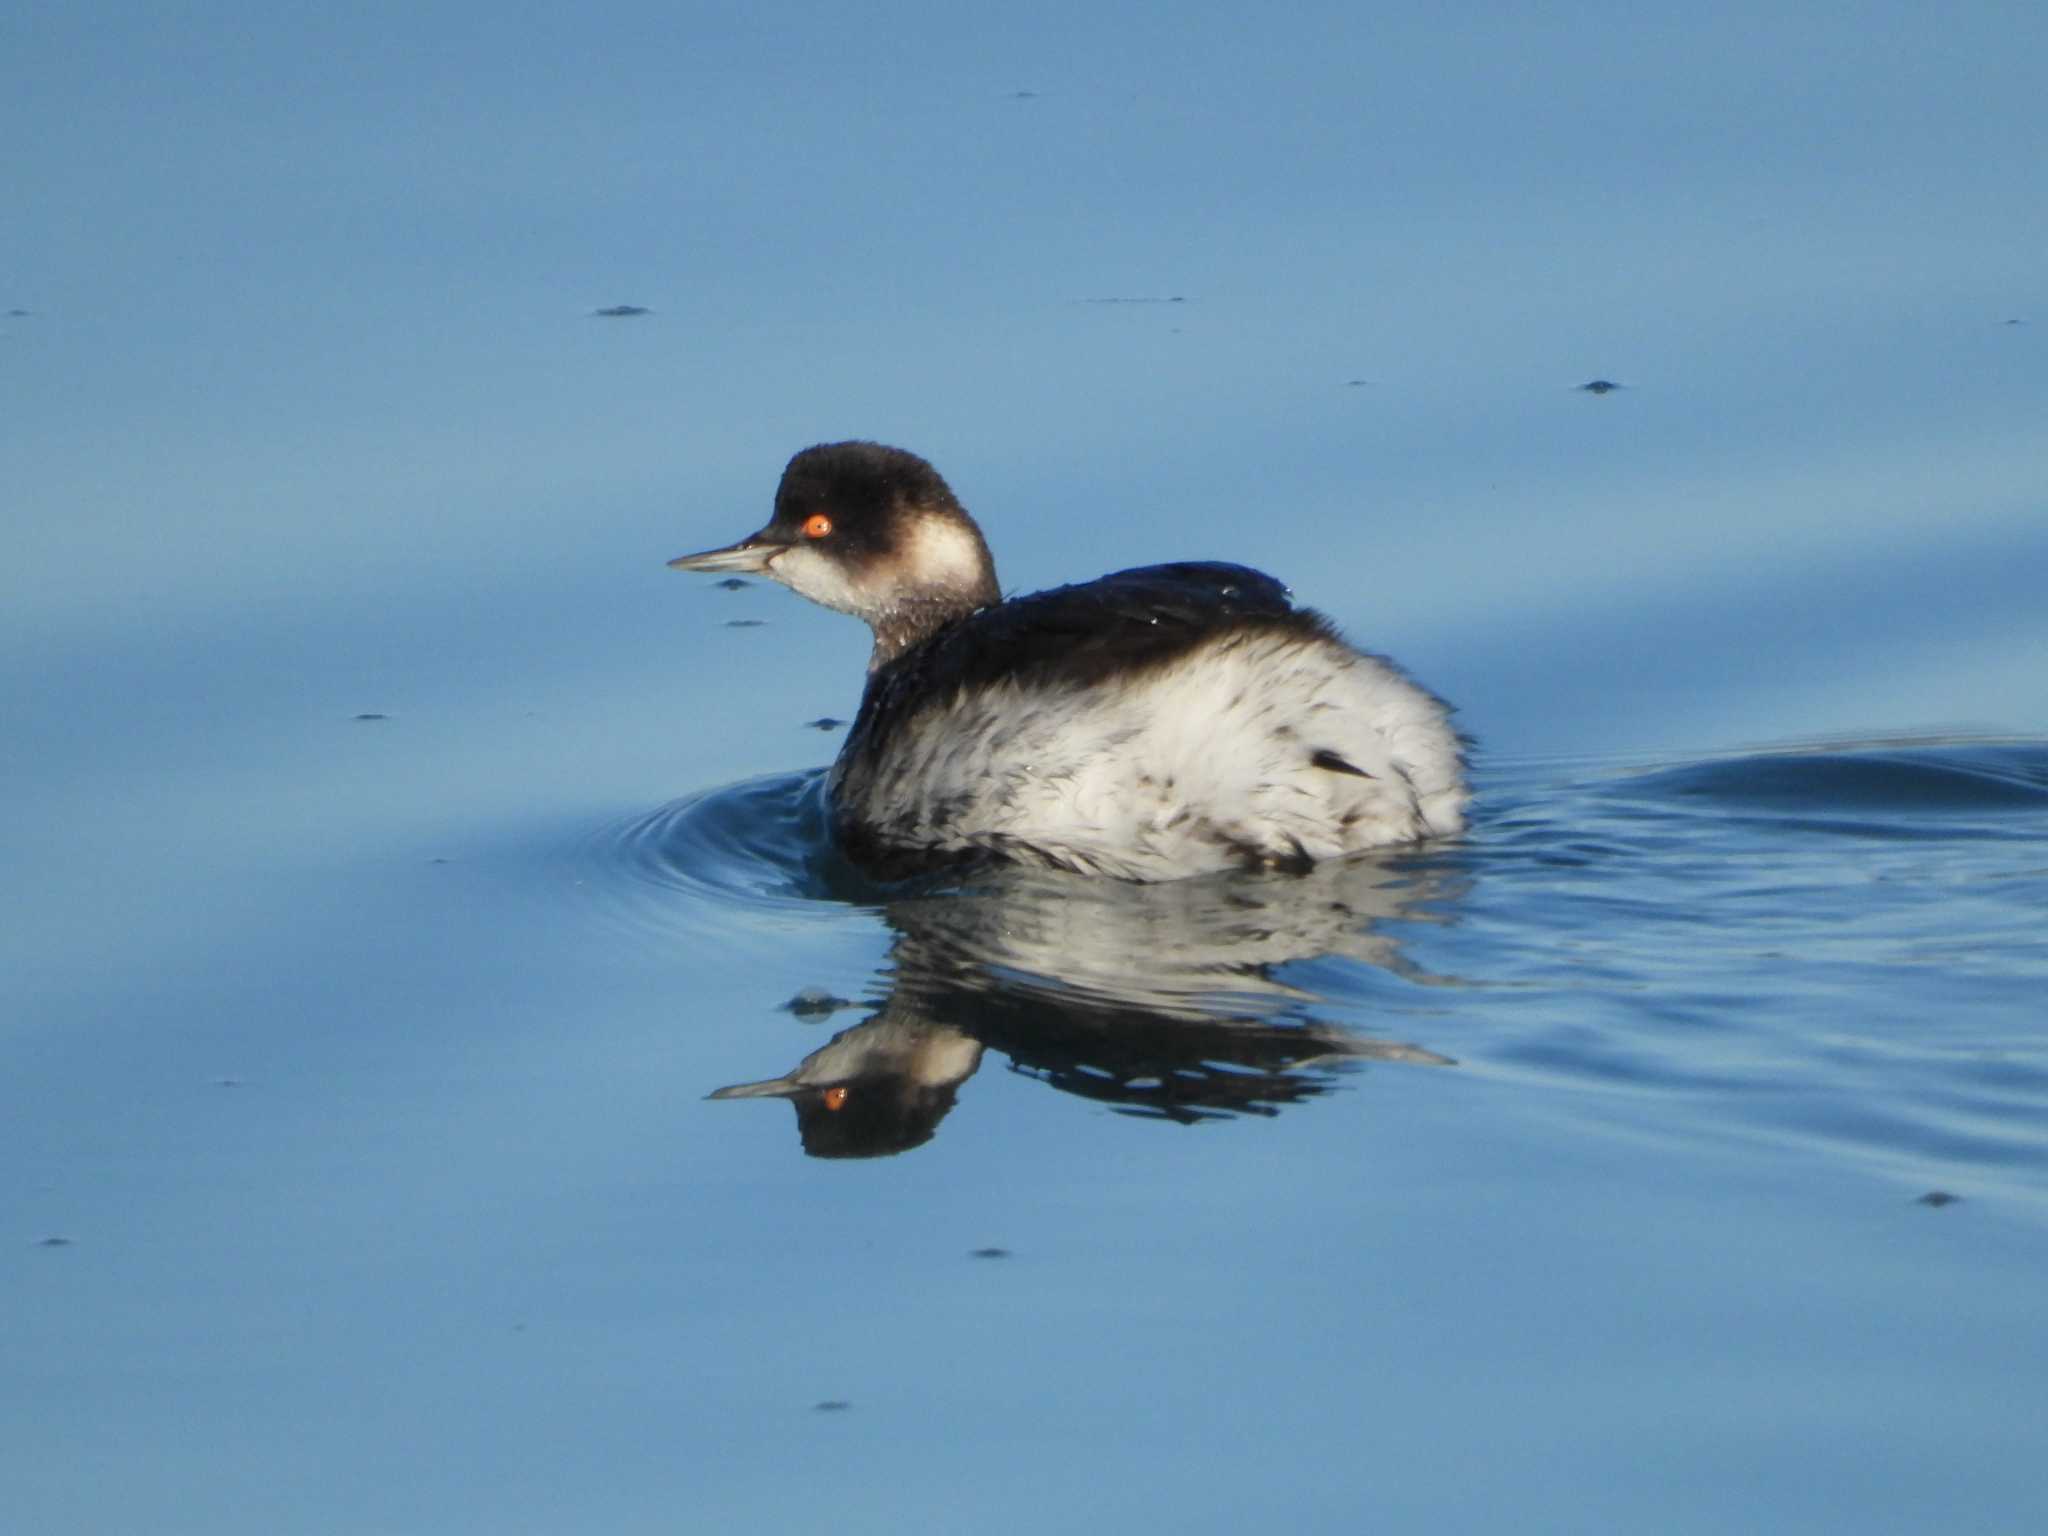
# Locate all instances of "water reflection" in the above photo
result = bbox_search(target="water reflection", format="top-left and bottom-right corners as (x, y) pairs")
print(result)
(711, 856), (1462, 1158)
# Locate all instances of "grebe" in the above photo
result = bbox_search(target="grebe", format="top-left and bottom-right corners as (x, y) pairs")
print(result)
(669, 442), (1468, 881)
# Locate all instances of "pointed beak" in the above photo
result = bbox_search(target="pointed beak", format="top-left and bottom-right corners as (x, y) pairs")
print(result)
(666, 531), (783, 575)
(707, 1076), (805, 1100)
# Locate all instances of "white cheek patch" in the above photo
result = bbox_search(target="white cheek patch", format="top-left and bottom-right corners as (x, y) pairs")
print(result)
(769, 516), (989, 623)
(768, 543), (875, 617)
(904, 516), (989, 596)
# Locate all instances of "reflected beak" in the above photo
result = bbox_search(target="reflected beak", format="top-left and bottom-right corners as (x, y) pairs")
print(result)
(666, 532), (783, 575)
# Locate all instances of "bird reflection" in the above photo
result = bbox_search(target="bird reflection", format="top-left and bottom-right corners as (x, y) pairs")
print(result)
(711, 854), (1463, 1159)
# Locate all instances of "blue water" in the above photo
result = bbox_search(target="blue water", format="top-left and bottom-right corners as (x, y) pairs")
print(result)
(8, 1), (2048, 1530)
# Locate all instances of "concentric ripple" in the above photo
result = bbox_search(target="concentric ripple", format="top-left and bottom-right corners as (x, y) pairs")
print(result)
(594, 769), (870, 912)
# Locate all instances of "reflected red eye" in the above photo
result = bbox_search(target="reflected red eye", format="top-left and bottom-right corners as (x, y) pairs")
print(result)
(802, 513), (833, 539)
(821, 1086), (849, 1111)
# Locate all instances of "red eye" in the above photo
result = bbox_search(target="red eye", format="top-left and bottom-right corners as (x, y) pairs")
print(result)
(821, 1086), (849, 1111)
(802, 513), (833, 539)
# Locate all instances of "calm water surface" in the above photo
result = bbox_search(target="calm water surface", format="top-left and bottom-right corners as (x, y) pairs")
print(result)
(22, 732), (2044, 1532)
(8, 2), (2048, 1531)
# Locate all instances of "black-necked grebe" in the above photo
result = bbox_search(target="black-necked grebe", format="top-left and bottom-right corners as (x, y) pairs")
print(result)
(669, 442), (1468, 881)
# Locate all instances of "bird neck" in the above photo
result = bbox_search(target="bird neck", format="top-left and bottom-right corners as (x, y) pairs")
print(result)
(866, 587), (991, 670)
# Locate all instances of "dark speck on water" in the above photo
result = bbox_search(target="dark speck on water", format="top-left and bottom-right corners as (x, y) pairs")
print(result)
(1578, 379), (1624, 394)
(1344, 378), (1372, 387)
(782, 988), (853, 1020)
(713, 577), (751, 591)
(592, 305), (650, 318)
(353, 713), (388, 721)
(1917, 1190), (1962, 1207)
(812, 1400), (852, 1413)
(725, 619), (766, 629)
(969, 1247), (1013, 1260)
(803, 717), (845, 732)
(37, 1236), (73, 1248)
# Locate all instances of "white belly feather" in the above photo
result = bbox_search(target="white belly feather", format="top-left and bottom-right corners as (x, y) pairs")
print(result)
(836, 628), (1468, 880)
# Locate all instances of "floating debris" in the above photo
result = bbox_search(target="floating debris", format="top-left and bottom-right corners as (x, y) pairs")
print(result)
(714, 577), (751, 591)
(353, 712), (388, 722)
(1916, 1190), (1961, 1208)
(1081, 295), (1187, 305)
(36, 1236), (74, 1248)
(592, 304), (650, 318)
(1577, 379), (1623, 395)
(214, 1077), (244, 1088)
(725, 619), (766, 629)
(1343, 378), (1372, 388)
(1008, 89), (1040, 100)
(5, 308), (29, 318)
(782, 987), (854, 1020)
(812, 1399), (852, 1413)
(803, 717), (846, 732)
(969, 1247), (1013, 1260)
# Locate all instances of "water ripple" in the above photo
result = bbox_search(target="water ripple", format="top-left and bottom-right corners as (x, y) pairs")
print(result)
(577, 735), (2048, 1178)
(1612, 737), (2048, 816)
(593, 769), (896, 916)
